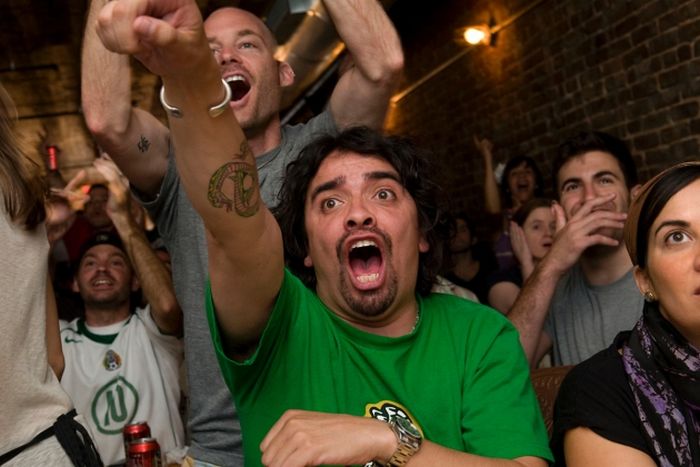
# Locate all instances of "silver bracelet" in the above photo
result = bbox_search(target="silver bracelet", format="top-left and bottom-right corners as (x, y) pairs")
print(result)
(159, 78), (231, 118)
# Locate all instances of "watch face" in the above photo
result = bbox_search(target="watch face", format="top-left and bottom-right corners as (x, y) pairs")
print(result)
(395, 416), (421, 439)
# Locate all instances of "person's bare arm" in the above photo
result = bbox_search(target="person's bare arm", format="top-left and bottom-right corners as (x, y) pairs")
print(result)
(82, 0), (170, 197)
(96, 0), (283, 354)
(95, 157), (183, 335)
(476, 135), (502, 215)
(260, 410), (547, 467)
(488, 282), (520, 315)
(508, 197), (627, 366)
(45, 277), (64, 379)
(563, 428), (656, 467)
(325, 0), (404, 129)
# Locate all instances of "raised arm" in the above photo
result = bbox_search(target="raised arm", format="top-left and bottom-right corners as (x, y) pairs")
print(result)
(476, 135), (502, 215)
(82, 0), (170, 197)
(95, 0), (284, 354)
(325, 0), (404, 129)
(94, 156), (183, 335)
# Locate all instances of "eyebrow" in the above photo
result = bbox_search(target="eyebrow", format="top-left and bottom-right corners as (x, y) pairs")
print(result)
(654, 219), (689, 236)
(308, 170), (402, 203)
(310, 176), (344, 203)
(208, 29), (265, 44)
(560, 170), (620, 189)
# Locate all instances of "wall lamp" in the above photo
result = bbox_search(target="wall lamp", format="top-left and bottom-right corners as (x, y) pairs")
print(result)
(389, 0), (548, 105)
(462, 24), (492, 46)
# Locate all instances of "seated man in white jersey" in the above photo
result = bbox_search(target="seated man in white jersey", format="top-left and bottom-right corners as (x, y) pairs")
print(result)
(59, 158), (185, 466)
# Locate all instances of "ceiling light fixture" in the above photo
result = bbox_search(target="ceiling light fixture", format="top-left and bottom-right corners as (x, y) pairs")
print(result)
(463, 24), (492, 46)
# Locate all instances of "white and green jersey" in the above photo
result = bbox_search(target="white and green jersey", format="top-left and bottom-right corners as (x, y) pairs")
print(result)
(60, 308), (184, 466)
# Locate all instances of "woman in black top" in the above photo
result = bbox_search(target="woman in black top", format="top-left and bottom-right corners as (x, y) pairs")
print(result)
(552, 161), (700, 466)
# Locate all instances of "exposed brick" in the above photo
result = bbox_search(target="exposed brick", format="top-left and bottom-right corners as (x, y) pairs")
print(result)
(658, 69), (681, 89)
(626, 119), (642, 134)
(669, 101), (699, 121)
(631, 79), (658, 99)
(649, 30), (680, 56)
(660, 123), (690, 143)
(670, 138), (699, 158)
(677, 44), (692, 61)
(633, 132), (660, 150)
(662, 50), (679, 67)
(631, 23), (658, 45)
(642, 112), (669, 131)
(678, 18), (700, 43)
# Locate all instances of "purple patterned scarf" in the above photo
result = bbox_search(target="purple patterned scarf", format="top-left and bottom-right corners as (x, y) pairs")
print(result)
(622, 302), (700, 467)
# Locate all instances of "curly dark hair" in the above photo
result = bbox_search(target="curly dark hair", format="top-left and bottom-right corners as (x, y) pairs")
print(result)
(272, 126), (450, 296)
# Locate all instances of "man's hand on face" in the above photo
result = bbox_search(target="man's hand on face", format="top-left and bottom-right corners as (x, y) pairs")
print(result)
(542, 193), (627, 275)
(95, 0), (208, 78)
(260, 410), (396, 467)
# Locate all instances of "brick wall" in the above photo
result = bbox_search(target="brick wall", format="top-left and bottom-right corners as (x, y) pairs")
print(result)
(386, 0), (700, 216)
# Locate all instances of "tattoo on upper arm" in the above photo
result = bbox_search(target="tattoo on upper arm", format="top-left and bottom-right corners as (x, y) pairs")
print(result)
(207, 142), (260, 217)
(137, 135), (151, 153)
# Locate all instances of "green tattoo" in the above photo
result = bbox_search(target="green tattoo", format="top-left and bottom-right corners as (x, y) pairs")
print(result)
(208, 159), (260, 217)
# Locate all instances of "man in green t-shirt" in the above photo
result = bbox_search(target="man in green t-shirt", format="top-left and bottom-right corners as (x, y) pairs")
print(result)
(98, 1), (552, 466)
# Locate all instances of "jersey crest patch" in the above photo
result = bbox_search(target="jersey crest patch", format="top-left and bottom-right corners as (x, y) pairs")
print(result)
(364, 400), (423, 434)
(103, 349), (122, 371)
(91, 376), (140, 434)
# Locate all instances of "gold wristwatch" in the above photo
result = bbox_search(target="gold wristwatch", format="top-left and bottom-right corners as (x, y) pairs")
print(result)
(380, 417), (423, 466)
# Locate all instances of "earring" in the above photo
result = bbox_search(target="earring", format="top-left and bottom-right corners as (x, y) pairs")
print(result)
(643, 290), (657, 302)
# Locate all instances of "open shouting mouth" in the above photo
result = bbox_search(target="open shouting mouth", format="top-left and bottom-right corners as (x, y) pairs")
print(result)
(347, 238), (385, 290)
(225, 75), (251, 102)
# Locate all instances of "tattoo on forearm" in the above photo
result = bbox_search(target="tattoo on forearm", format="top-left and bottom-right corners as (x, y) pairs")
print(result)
(208, 160), (260, 217)
(137, 135), (151, 153)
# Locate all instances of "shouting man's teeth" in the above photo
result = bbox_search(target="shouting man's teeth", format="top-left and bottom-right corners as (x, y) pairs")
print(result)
(357, 273), (379, 283)
(351, 240), (377, 250)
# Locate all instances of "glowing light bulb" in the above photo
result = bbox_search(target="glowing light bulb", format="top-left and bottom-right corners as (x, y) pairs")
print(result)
(463, 26), (490, 45)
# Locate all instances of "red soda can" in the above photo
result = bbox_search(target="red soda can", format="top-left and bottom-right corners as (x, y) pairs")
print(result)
(127, 437), (162, 467)
(123, 422), (151, 460)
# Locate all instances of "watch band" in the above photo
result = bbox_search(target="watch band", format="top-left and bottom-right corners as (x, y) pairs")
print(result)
(385, 442), (416, 466)
(382, 417), (422, 467)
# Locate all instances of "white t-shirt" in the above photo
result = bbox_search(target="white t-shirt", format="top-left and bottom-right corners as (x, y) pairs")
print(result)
(60, 308), (184, 465)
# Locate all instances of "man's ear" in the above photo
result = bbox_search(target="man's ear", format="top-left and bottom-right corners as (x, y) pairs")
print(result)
(279, 61), (295, 88)
(630, 184), (643, 201)
(632, 265), (653, 297)
(71, 277), (79, 294)
(131, 275), (140, 293)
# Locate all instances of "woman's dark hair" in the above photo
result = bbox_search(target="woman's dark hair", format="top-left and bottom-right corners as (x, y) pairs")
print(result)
(511, 198), (554, 227)
(631, 163), (700, 268)
(273, 126), (451, 296)
(499, 155), (544, 208)
(0, 84), (46, 229)
(554, 130), (638, 194)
